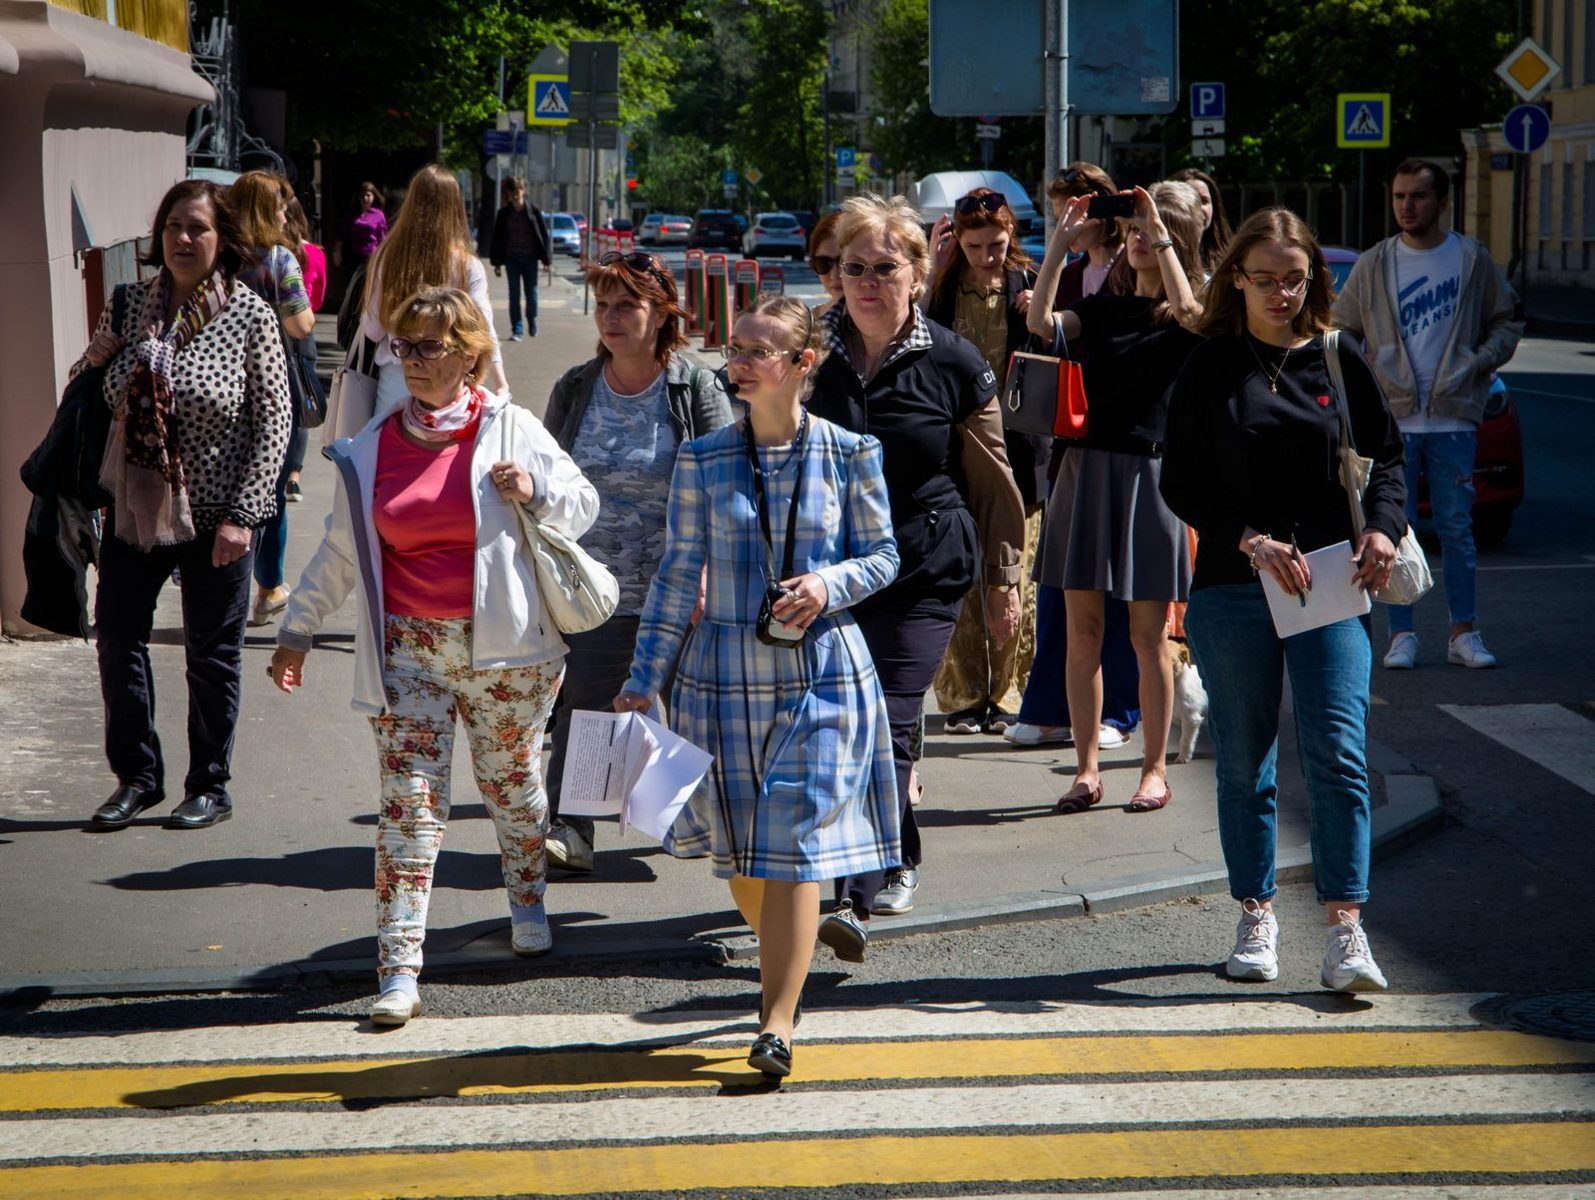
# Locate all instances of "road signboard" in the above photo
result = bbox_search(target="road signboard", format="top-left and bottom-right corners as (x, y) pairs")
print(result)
(1337, 93), (1390, 148)
(529, 76), (571, 125)
(836, 146), (856, 170)
(1495, 37), (1561, 103)
(482, 129), (529, 154)
(1190, 82), (1225, 119)
(723, 184), (738, 199)
(1192, 119), (1225, 138)
(1503, 103), (1551, 155)
(975, 123), (1002, 140)
(722, 169), (739, 186)
(745, 167), (763, 186)
(1192, 138), (1226, 157)
(569, 40), (620, 93)
(566, 123), (617, 150)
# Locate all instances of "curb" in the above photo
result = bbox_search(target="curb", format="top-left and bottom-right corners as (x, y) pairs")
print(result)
(0, 742), (1444, 999)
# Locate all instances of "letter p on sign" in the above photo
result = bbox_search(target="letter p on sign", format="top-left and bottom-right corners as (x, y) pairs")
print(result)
(1190, 82), (1225, 120)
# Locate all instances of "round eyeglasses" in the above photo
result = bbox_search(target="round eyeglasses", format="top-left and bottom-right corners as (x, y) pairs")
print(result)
(1237, 268), (1314, 297)
(390, 337), (452, 361)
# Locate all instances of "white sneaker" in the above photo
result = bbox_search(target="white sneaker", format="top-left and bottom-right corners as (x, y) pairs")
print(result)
(545, 820), (594, 873)
(1321, 911), (1389, 992)
(1383, 631), (1420, 669)
(512, 906), (554, 957)
(1097, 724), (1128, 749)
(1226, 898), (1280, 981)
(1447, 630), (1499, 669)
(370, 985), (422, 1026)
(1003, 722), (1073, 746)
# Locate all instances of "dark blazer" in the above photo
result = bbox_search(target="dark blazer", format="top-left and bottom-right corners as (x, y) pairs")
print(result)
(489, 204), (552, 268)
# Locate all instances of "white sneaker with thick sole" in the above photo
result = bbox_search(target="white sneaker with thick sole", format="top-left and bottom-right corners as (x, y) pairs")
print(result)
(1447, 631), (1499, 669)
(1383, 631), (1420, 669)
(1321, 911), (1389, 992)
(545, 820), (594, 873)
(1003, 722), (1073, 746)
(370, 985), (422, 1026)
(1226, 898), (1280, 981)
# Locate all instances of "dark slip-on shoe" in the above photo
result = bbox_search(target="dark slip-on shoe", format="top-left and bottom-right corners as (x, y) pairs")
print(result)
(89, 785), (166, 831)
(165, 793), (233, 829)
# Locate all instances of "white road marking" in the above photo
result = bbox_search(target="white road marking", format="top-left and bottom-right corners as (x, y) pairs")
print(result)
(2, 1074), (1590, 1162)
(1440, 703), (1595, 795)
(0, 994), (1498, 1067)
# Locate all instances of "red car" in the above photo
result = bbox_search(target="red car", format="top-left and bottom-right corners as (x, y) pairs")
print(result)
(1323, 246), (1523, 545)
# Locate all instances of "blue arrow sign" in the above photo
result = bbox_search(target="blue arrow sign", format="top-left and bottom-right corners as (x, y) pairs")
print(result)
(1189, 82), (1225, 119)
(1503, 103), (1551, 154)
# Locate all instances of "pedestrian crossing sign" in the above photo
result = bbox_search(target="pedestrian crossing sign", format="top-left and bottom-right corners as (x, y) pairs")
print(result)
(1337, 92), (1390, 148)
(529, 76), (572, 126)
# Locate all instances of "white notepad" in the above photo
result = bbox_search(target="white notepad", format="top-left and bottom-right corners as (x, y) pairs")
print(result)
(558, 710), (713, 840)
(1259, 540), (1371, 638)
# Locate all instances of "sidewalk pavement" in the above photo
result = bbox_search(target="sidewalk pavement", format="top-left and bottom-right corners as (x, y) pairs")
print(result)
(0, 265), (1443, 997)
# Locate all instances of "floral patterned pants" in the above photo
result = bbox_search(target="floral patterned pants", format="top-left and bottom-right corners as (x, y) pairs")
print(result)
(370, 615), (563, 980)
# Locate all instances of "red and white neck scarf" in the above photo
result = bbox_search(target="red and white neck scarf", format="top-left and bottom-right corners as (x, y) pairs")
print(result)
(401, 385), (484, 444)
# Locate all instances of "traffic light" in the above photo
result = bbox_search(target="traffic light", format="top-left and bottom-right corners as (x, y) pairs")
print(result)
(627, 176), (638, 191)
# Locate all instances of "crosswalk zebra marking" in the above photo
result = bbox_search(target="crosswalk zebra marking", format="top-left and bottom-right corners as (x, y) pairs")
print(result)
(1441, 702), (1595, 795)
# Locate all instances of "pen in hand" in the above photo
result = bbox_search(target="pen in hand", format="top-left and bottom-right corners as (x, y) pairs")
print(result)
(1290, 534), (1308, 607)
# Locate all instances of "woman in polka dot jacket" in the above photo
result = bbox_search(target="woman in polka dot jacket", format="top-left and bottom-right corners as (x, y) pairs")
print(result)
(76, 179), (293, 833)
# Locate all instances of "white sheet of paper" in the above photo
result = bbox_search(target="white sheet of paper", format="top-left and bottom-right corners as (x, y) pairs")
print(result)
(1260, 540), (1372, 638)
(620, 712), (713, 841)
(557, 710), (635, 817)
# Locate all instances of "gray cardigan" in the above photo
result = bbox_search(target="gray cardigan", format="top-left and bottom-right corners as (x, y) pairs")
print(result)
(543, 353), (734, 453)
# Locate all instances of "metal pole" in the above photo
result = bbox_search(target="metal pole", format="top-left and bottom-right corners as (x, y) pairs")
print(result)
(822, 68), (832, 208)
(1357, 149), (1366, 248)
(1043, 0), (1069, 237)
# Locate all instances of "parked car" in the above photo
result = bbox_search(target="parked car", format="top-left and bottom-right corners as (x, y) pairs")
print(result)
(911, 169), (1042, 237)
(744, 212), (807, 259)
(1323, 245), (1524, 545)
(638, 213), (693, 246)
(689, 209), (742, 250)
(604, 217), (634, 233)
(547, 211), (582, 257)
(788, 210), (821, 243)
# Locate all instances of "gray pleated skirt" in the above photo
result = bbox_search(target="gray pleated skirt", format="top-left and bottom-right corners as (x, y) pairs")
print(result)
(1034, 446), (1191, 602)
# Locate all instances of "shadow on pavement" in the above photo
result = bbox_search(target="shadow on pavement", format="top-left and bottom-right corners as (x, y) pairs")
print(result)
(103, 846), (510, 893)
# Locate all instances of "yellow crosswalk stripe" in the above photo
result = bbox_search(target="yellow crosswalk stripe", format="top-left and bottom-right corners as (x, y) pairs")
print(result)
(2, 1122), (1592, 1200)
(5, 1028), (1592, 1113)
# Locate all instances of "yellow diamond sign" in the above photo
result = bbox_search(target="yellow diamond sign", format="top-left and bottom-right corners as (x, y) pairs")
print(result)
(1496, 37), (1561, 103)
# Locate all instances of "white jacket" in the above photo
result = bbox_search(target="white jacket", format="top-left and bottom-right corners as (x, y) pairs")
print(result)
(278, 392), (599, 714)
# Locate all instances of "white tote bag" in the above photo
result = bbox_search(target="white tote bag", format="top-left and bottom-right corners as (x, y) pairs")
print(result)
(322, 336), (380, 446)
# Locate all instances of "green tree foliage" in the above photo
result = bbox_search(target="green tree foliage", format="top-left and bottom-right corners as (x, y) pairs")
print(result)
(868, 0), (963, 180)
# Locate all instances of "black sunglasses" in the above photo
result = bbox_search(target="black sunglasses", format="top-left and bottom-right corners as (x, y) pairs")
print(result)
(809, 254), (838, 275)
(599, 250), (672, 288)
(954, 193), (1007, 217)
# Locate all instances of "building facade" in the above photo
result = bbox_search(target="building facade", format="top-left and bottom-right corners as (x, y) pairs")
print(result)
(0, 0), (210, 632)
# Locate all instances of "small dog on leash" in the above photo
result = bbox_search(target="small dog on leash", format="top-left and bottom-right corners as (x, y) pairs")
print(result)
(1169, 640), (1208, 763)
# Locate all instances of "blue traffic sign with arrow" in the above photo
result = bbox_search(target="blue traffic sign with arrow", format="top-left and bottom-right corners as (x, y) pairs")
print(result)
(1503, 103), (1551, 154)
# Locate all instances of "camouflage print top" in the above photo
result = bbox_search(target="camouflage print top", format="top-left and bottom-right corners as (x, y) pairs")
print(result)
(570, 369), (681, 614)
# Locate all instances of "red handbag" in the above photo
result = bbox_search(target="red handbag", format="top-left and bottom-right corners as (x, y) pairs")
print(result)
(1002, 323), (1088, 439)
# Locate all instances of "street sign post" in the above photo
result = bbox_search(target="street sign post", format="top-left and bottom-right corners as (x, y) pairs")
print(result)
(528, 76), (571, 126)
(1189, 82), (1225, 119)
(1337, 93), (1390, 148)
(1503, 104), (1551, 155)
(745, 167), (763, 186)
(1192, 138), (1225, 158)
(1192, 118), (1225, 138)
(1495, 37), (1562, 103)
(975, 124), (1002, 139)
(482, 129), (529, 154)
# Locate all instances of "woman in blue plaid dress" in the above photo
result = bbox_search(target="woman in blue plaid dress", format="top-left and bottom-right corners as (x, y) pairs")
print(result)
(617, 296), (900, 1078)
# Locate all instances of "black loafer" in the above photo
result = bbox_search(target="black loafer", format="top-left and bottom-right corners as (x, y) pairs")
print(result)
(747, 1032), (792, 1078)
(165, 793), (233, 829)
(89, 785), (165, 831)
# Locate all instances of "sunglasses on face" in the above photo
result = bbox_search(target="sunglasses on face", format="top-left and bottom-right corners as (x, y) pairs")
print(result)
(840, 259), (905, 279)
(809, 255), (838, 275)
(599, 250), (671, 288)
(954, 193), (1007, 216)
(390, 337), (452, 361)
(1237, 267), (1314, 297)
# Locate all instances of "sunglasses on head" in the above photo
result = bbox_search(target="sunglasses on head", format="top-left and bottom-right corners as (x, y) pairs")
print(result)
(390, 337), (452, 361)
(954, 193), (1008, 217)
(599, 250), (671, 288)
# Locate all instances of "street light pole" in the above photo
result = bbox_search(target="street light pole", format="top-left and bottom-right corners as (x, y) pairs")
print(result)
(1043, 0), (1069, 237)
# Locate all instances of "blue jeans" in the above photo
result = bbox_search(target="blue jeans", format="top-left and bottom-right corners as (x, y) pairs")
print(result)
(1018, 584), (1141, 732)
(253, 461), (291, 591)
(505, 255), (539, 335)
(1185, 584), (1373, 906)
(1388, 430), (1477, 633)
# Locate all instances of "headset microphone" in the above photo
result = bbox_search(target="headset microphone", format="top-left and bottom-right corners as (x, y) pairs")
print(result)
(714, 365), (740, 398)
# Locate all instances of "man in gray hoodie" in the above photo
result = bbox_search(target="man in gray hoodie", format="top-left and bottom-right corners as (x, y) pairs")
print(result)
(1333, 158), (1523, 671)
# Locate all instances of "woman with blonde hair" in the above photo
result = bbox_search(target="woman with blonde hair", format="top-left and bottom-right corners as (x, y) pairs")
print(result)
(361, 164), (507, 415)
(1027, 181), (1204, 817)
(1161, 208), (1404, 991)
(271, 286), (597, 1025)
(615, 294), (899, 1076)
(807, 192), (1026, 949)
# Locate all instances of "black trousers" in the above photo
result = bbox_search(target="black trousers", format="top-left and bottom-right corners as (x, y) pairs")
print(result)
(95, 516), (255, 800)
(543, 615), (643, 842)
(834, 602), (958, 915)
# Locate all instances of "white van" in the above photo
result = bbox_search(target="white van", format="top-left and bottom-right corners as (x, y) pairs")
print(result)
(910, 170), (1041, 234)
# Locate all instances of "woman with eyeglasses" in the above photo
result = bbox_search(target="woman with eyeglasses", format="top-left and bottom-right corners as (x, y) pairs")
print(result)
(1026, 182), (1204, 817)
(1161, 208), (1404, 992)
(360, 165), (508, 418)
(615, 295), (899, 1078)
(807, 211), (845, 314)
(1006, 162), (1144, 753)
(269, 287), (598, 1026)
(919, 187), (1048, 742)
(807, 193), (1026, 957)
(539, 251), (733, 874)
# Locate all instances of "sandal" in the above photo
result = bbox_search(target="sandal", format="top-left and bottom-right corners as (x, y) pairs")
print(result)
(1127, 783), (1172, 813)
(1055, 780), (1104, 814)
